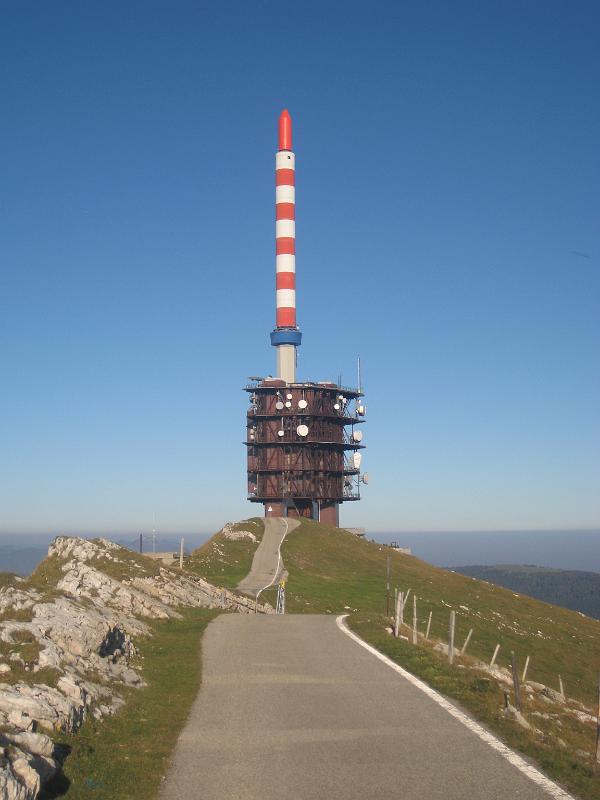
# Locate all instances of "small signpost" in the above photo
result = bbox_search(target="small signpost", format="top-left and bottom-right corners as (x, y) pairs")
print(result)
(276, 580), (286, 614)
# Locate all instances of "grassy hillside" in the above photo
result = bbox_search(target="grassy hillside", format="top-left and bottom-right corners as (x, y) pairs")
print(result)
(452, 564), (600, 620)
(195, 518), (600, 798)
(187, 518), (264, 588)
(197, 518), (600, 704)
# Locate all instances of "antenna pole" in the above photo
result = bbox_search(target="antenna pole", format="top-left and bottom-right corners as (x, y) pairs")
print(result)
(357, 355), (362, 393)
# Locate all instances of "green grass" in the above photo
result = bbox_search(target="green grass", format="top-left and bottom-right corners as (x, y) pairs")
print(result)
(349, 614), (600, 800)
(261, 519), (600, 706)
(188, 518), (264, 588)
(42, 608), (219, 800)
(205, 517), (600, 799)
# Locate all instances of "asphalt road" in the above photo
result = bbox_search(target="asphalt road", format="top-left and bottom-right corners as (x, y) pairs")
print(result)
(236, 517), (299, 597)
(159, 615), (562, 800)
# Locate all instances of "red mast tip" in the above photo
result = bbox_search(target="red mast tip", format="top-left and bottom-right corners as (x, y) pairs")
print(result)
(278, 109), (292, 151)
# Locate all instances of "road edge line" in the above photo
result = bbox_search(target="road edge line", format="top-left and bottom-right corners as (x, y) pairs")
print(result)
(335, 614), (574, 800)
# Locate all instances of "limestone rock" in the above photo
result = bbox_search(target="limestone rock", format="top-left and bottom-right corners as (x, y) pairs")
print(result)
(222, 523), (257, 542)
(0, 533), (272, 798)
(503, 703), (531, 730)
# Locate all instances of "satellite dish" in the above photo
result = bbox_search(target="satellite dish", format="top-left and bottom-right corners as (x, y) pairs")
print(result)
(334, 403), (340, 411)
(276, 401), (284, 410)
(285, 401), (292, 408)
(352, 430), (363, 442)
(278, 430), (284, 437)
(353, 452), (362, 469)
(362, 472), (370, 484)
(298, 399), (308, 409)
(286, 393), (293, 400)
(297, 424), (309, 437)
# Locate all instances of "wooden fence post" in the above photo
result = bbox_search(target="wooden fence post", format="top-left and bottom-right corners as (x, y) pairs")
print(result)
(394, 592), (402, 637)
(399, 591), (405, 627)
(490, 644), (500, 667)
(460, 628), (473, 656)
(559, 675), (565, 699)
(412, 595), (418, 644)
(511, 651), (522, 712)
(521, 655), (530, 683)
(425, 611), (432, 640)
(448, 611), (455, 664)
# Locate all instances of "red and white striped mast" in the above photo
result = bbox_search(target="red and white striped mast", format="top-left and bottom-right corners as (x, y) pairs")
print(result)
(270, 109), (302, 383)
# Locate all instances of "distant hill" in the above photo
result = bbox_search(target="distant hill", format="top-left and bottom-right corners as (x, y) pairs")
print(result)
(451, 564), (600, 620)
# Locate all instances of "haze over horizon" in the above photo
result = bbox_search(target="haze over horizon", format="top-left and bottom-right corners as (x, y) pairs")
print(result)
(2, 528), (600, 577)
(2, 1), (598, 534)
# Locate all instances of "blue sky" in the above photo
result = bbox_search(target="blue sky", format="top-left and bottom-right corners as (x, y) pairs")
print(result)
(1, 1), (598, 535)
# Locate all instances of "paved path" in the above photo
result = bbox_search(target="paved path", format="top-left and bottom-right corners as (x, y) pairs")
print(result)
(160, 615), (562, 800)
(236, 517), (299, 597)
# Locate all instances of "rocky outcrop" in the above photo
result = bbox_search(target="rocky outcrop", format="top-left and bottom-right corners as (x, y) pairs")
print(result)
(0, 535), (270, 798)
(221, 522), (257, 542)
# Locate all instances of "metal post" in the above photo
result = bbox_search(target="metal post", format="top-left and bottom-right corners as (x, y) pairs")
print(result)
(179, 538), (184, 570)
(139, 533), (143, 554)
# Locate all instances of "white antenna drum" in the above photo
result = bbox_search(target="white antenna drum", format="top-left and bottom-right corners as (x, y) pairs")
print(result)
(298, 399), (308, 409)
(352, 430), (363, 442)
(296, 424), (309, 437)
(352, 452), (362, 469)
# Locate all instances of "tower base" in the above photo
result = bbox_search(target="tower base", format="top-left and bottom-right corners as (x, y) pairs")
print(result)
(319, 501), (339, 527)
(262, 499), (339, 527)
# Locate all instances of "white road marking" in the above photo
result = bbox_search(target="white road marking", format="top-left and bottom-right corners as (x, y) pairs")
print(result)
(256, 518), (289, 600)
(336, 615), (574, 800)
